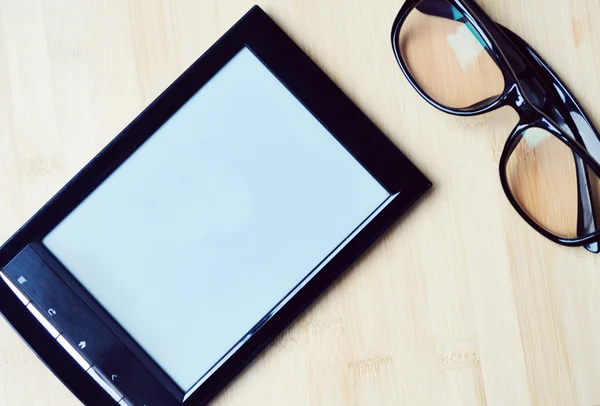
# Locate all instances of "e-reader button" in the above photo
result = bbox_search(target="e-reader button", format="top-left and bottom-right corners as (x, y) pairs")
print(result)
(88, 367), (123, 402)
(56, 334), (91, 370)
(0, 271), (30, 306)
(26, 303), (61, 338)
(2, 245), (59, 306)
(93, 346), (178, 406)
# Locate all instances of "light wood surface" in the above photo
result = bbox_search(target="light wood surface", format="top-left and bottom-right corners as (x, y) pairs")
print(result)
(1, 1), (600, 405)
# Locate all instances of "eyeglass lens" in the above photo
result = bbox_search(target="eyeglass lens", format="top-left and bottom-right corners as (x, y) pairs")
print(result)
(506, 127), (600, 239)
(397, 0), (504, 110)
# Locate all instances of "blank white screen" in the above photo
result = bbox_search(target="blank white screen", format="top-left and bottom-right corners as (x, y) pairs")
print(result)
(43, 48), (389, 392)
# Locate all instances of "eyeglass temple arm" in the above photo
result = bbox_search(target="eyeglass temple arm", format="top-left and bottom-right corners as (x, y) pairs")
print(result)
(574, 154), (599, 252)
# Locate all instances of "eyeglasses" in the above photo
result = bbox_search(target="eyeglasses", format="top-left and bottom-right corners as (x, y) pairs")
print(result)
(392, 0), (600, 253)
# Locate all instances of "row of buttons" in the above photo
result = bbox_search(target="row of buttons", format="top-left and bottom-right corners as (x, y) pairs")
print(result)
(0, 243), (185, 405)
(1, 270), (134, 405)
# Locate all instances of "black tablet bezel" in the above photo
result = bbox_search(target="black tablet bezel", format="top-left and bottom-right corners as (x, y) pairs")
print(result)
(0, 5), (431, 406)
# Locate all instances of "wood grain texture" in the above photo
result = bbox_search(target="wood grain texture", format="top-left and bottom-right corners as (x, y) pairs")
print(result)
(1, 1), (599, 405)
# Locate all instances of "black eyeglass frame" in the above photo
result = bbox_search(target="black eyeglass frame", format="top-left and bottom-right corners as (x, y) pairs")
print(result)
(392, 0), (600, 250)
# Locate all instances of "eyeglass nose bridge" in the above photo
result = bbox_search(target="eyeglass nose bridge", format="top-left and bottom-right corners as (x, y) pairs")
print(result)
(502, 82), (542, 122)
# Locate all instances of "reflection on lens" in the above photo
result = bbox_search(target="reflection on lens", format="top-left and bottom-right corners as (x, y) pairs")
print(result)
(398, 0), (505, 109)
(506, 127), (583, 238)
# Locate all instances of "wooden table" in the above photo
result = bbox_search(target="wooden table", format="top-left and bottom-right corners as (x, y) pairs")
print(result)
(1, 1), (599, 405)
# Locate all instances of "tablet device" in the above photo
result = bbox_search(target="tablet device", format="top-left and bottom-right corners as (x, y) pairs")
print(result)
(0, 6), (430, 406)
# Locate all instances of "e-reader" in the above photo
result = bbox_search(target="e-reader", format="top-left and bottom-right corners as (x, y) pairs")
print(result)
(0, 6), (431, 406)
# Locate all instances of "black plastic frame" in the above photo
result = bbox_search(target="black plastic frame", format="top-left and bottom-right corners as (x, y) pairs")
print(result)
(0, 5), (431, 406)
(392, 0), (600, 252)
